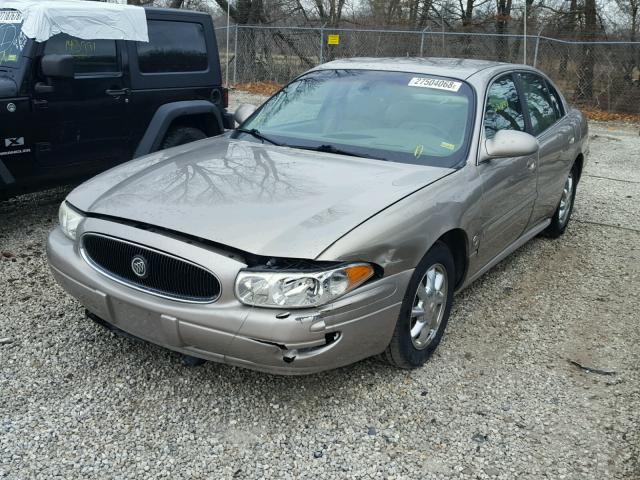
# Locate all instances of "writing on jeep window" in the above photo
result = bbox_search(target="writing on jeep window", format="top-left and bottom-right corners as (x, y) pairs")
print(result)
(0, 11), (27, 67)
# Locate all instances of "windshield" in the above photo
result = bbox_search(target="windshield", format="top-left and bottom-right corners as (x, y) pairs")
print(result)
(238, 69), (474, 167)
(0, 10), (27, 68)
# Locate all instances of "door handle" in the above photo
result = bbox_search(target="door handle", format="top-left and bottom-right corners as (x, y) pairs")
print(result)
(568, 136), (575, 144)
(527, 158), (536, 171)
(33, 99), (48, 110)
(105, 88), (130, 97)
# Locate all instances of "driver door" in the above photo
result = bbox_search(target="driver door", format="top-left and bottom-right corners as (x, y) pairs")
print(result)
(476, 73), (538, 266)
(33, 35), (130, 177)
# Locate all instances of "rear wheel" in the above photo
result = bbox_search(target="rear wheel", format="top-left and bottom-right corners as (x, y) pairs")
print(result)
(544, 164), (578, 238)
(161, 126), (207, 149)
(384, 241), (455, 369)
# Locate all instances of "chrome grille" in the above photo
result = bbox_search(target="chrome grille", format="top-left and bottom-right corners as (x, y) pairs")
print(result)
(81, 233), (220, 303)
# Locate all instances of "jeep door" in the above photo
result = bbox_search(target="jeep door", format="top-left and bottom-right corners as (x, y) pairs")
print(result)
(32, 35), (130, 177)
(475, 73), (538, 267)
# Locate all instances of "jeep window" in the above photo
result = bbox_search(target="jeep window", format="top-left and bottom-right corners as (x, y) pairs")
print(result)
(137, 21), (207, 73)
(0, 10), (28, 68)
(44, 34), (118, 75)
(238, 69), (475, 168)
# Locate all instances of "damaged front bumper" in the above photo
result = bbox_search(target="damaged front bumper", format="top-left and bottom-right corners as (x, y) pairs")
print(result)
(46, 218), (411, 375)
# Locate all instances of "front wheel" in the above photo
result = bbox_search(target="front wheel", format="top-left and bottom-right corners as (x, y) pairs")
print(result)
(544, 165), (578, 238)
(384, 241), (455, 369)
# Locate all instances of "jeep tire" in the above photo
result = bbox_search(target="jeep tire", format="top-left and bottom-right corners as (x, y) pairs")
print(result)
(161, 126), (207, 149)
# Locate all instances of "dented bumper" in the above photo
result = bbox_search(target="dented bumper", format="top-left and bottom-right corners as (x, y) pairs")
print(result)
(47, 218), (410, 375)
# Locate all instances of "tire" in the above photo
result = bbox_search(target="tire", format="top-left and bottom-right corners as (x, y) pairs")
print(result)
(544, 163), (578, 238)
(384, 241), (455, 369)
(161, 126), (207, 149)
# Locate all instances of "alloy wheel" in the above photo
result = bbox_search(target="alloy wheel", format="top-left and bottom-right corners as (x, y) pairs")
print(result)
(558, 172), (574, 226)
(409, 263), (448, 350)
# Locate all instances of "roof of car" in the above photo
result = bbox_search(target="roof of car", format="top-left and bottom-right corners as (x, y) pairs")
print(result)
(315, 57), (518, 80)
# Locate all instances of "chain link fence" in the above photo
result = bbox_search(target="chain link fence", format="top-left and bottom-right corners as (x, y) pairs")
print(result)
(215, 25), (640, 114)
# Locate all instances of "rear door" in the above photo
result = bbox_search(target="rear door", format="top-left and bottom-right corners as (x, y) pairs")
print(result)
(33, 35), (131, 175)
(517, 72), (574, 226)
(476, 73), (538, 266)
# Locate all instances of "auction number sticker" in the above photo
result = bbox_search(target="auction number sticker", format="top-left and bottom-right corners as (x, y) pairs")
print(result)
(408, 77), (462, 92)
(0, 10), (22, 23)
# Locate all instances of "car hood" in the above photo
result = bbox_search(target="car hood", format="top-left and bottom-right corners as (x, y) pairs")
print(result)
(67, 138), (454, 259)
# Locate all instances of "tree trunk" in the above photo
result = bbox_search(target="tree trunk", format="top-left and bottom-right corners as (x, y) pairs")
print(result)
(463, 0), (474, 28)
(495, 0), (512, 61)
(558, 0), (577, 78)
(576, 0), (596, 102)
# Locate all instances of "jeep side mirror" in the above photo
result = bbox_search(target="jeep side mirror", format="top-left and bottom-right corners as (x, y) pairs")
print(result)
(40, 54), (74, 79)
(234, 104), (257, 126)
(479, 130), (538, 162)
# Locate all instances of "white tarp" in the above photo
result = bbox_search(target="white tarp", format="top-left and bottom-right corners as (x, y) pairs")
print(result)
(0, 0), (148, 42)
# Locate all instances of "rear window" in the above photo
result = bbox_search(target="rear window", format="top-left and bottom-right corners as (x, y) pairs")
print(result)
(137, 20), (208, 73)
(44, 34), (118, 74)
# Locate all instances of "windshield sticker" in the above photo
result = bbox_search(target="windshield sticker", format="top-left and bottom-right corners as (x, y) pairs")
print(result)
(0, 11), (22, 24)
(408, 77), (462, 92)
(440, 142), (455, 151)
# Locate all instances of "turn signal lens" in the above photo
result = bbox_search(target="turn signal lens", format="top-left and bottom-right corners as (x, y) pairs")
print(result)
(345, 264), (374, 289)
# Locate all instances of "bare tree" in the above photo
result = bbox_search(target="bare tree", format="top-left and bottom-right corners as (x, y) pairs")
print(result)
(615, 0), (639, 40)
(313, 0), (348, 26)
(494, 0), (512, 59)
(576, 0), (597, 100)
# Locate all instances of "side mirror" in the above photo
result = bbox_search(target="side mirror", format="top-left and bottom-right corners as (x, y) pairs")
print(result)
(480, 130), (538, 162)
(234, 103), (257, 125)
(40, 54), (74, 79)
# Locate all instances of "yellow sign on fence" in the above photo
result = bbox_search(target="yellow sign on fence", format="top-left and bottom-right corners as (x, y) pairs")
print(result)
(327, 34), (340, 45)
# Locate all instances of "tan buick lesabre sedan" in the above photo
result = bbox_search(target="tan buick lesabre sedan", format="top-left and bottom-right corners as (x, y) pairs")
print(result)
(47, 58), (588, 374)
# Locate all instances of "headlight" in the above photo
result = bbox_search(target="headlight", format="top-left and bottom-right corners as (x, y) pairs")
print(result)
(58, 201), (85, 241)
(235, 263), (375, 308)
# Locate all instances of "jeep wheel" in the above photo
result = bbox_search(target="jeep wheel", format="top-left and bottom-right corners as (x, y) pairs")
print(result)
(161, 126), (207, 149)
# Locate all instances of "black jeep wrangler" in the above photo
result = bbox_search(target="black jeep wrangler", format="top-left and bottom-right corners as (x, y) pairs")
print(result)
(0, 7), (232, 199)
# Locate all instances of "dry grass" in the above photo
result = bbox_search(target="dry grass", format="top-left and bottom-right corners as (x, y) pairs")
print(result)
(581, 108), (640, 124)
(233, 81), (282, 96)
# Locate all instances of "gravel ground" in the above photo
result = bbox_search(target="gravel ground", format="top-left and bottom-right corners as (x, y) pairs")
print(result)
(0, 100), (638, 479)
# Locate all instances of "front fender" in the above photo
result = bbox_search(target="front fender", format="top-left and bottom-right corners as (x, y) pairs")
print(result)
(316, 167), (483, 279)
(134, 100), (224, 158)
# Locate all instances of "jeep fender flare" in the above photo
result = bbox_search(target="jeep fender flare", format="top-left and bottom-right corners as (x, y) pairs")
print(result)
(133, 100), (224, 158)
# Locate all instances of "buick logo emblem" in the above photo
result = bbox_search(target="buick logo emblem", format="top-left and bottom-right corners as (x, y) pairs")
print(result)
(131, 255), (148, 278)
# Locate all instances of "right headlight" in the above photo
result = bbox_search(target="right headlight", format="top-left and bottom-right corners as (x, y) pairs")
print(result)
(235, 263), (375, 309)
(58, 201), (85, 241)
